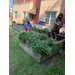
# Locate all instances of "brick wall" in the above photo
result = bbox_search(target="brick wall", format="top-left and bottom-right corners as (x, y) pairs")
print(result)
(13, 2), (30, 23)
(39, 0), (65, 21)
(21, 0), (24, 3)
(31, 0), (41, 25)
(27, 0), (31, 2)
(13, 0), (31, 5)
(63, 4), (65, 17)
(10, 15), (13, 21)
(13, 0), (15, 4)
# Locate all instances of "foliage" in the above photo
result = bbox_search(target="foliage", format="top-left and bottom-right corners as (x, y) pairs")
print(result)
(22, 19), (25, 24)
(18, 30), (29, 41)
(31, 38), (56, 55)
(9, 8), (12, 17)
(43, 28), (49, 35)
(26, 32), (39, 45)
(39, 34), (48, 40)
(18, 31), (56, 55)
(9, 9), (11, 16)
(32, 27), (43, 33)
(22, 17), (29, 24)
(32, 27), (50, 35)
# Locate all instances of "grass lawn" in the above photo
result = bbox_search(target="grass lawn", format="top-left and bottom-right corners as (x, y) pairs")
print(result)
(9, 26), (65, 75)
(9, 19), (12, 24)
(9, 22), (12, 24)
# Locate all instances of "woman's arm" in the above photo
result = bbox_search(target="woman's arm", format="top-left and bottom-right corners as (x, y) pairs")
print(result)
(30, 24), (32, 29)
(54, 18), (59, 25)
(61, 20), (64, 27)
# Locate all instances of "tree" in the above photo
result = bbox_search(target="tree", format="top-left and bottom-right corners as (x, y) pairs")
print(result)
(9, 8), (12, 17)
(9, 8), (11, 16)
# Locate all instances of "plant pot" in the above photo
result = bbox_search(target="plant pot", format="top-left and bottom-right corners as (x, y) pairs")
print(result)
(19, 40), (61, 63)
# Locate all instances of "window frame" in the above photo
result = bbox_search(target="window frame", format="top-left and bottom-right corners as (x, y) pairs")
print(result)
(15, 11), (18, 19)
(45, 12), (57, 25)
(25, 0), (27, 2)
(15, 0), (18, 4)
(23, 11), (26, 19)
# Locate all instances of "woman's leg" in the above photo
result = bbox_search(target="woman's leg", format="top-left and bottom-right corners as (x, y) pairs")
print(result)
(50, 29), (54, 39)
(55, 29), (59, 40)
(23, 29), (26, 31)
(28, 29), (30, 33)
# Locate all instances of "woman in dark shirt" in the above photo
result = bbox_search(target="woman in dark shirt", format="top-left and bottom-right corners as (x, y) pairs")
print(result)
(50, 13), (64, 40)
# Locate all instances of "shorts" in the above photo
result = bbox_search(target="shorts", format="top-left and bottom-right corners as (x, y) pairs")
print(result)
(51, 29), (59, 34)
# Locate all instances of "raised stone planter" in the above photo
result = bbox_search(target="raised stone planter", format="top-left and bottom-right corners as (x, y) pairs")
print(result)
(19, 40), (62, 63)
(13, 23), (24, 32)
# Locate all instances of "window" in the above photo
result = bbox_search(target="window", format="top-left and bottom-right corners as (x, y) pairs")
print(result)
(25, 0), (27, 2)
(45, 12), (56, 25)
(15, 0), (18, 4)
(15, 11), (18, 19)
(23, 11), (26, 19)
(19, 15), (20, 19)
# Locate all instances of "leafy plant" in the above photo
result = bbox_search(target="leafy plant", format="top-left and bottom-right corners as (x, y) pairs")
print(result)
(22, 17), (29, 24)
(31, 37), (56, 55)
(43, 28), (49, 34)
(32, 27), (50, 35)
(26, 32), (39, 45)
(22, 19), (25, 24)
(18, 31), (58, 55)
(9, 8), (12, 17)
(18, 30), (29, 42)
(39, 34), (48, 40)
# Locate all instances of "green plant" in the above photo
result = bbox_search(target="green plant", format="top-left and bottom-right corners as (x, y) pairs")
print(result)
(39, 34), (48, 40)
(9, 8), (12, 17)
(26, 32), (39, 45)
(18, 31), (57, 55)
(22, 19), (25, 24)
(18, 30), (29, 41)
(31, 37), (56, 55)
(22, 17), (29, 24)
(43, 28), (49, 34)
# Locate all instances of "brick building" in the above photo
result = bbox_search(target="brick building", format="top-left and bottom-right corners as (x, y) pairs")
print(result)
(13, 0), (65, 30)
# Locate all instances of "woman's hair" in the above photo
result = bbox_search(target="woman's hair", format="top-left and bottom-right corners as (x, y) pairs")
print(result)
(58, 13), (63, 17)
(27, 20), (30, 24)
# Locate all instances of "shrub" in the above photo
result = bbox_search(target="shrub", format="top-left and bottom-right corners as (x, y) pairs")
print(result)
(22, 17), (29, 24)
(22, 19), (25, 24)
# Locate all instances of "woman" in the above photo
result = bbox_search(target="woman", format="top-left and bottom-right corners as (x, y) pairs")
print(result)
(50, 13), (64, 40)
(24, 20), (32, 33)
